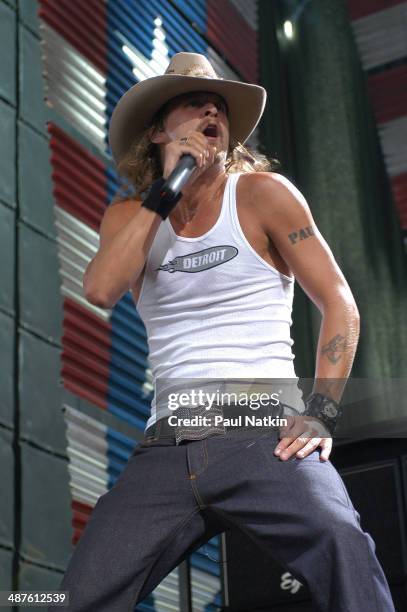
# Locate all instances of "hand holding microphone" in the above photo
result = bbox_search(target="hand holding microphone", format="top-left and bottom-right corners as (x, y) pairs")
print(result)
(141, 124), (218, 220)
(161, 128), (218, 196)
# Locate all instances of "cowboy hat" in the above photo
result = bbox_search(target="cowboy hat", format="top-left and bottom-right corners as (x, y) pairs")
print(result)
(108, 52), (267, 165)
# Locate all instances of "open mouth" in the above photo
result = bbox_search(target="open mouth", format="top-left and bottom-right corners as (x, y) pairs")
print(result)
(202, 124), (218, 138)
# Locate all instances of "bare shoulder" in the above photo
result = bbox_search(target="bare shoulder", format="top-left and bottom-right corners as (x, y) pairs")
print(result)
(99, 197), (143, 248)
(242, 171), (309, 216)
(242, 170), (298, 189)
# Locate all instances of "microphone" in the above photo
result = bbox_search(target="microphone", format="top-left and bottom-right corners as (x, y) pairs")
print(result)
(160, 154), (196, 200)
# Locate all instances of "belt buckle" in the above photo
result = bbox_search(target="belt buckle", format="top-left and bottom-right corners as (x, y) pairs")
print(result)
(174, 402), (226, 445)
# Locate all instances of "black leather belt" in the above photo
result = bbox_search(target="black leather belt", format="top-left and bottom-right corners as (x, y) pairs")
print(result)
(144, 402), (286, 445)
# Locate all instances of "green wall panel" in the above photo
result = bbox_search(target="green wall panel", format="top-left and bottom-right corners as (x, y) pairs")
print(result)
(0, 312), (15, 428)
(0, 546), (13, 611)
(0, 203), (15, 315)
(19, 329), (66, 454)
(19, 224), (62, 342)
(0, 100), (16, 207)
(19, 25), (46, 135)
(18, 0), (39, 35)
(0, 428), (14, 549)
(0, 1), (16, 106)
(20, 443), (72, 569)
(19, 122), (55, 238)
(19, 561), (65, 611)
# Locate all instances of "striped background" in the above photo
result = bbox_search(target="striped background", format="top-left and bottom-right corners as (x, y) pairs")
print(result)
(347, 0), (407, 249)
(38, 1), (261, 609)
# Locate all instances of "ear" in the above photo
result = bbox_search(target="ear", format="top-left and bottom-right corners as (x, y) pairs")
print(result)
(149, 125), (166, 144)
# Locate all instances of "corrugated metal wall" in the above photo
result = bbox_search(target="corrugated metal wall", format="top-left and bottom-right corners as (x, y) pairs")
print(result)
(0, 0), (74, 603)
(0, 0), (262, 610)
(346, 0), (407, 251)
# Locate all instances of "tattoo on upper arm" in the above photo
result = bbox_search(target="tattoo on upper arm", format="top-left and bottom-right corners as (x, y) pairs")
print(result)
(288, 225), (314, 245)
(321, 334), (347, 364)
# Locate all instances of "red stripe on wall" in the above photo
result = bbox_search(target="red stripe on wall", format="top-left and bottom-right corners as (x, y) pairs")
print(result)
(392, 173), (407, 229)
(346, 0), (405, 21)
(63, 377), (108, 409)
(71, 500), (94, 545)
(48, 123), (107, 231)
(368, 64), (407, 123)
(38, 0), (107, 73)
(61, 299), (112, 409)
(207, 0), (258, 83)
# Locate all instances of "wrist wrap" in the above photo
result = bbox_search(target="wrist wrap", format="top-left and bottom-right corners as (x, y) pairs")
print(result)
(303, 392), (342, 436)
(141, 177), (182, 220)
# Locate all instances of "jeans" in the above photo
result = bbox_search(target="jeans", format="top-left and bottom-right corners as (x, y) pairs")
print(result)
(55, 425), (396, 611)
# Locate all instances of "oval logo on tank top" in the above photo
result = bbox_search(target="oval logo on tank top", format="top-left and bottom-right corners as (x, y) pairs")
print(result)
(156, 245), (238, 273)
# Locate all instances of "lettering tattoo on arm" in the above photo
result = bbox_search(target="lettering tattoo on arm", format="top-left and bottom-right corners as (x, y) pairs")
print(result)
(321, 334), (347, 364)
(288, 225), (315, 245)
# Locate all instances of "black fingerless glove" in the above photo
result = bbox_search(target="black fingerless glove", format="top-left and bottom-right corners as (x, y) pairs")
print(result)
(141, 177), (182, 220)
(303, 392), (342, 436)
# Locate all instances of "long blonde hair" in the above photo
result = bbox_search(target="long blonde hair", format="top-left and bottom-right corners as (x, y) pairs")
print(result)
(113, 102), (280, 201)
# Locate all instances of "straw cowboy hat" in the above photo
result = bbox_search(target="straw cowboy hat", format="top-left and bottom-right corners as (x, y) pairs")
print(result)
(108, 52), (267, 165)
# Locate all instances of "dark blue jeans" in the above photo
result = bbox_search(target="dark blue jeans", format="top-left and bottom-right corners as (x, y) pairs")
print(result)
(56, 426), (396, 611)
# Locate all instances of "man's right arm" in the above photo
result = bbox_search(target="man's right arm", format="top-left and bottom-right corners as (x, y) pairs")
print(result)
(84, 126), (218, 309)
(83, 200), (162, 309)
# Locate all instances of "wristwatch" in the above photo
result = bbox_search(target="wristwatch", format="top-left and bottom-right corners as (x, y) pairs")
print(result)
(303, 392), (342, 436)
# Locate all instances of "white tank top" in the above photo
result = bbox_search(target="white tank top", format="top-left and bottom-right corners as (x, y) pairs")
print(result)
(137, 172), (303, 430)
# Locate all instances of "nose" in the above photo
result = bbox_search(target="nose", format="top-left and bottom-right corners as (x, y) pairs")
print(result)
(202, 102), (218, 117)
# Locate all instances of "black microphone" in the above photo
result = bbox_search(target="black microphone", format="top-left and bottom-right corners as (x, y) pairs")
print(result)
(160, 154), (196, 200)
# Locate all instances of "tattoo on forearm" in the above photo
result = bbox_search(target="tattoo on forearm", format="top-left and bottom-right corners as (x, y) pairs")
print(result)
(288, 225), (314, 245)
(321, 334), (347, 364)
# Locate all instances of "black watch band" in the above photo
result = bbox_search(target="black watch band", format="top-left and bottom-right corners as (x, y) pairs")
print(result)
(303, 392), (342, 436)
(141, 177), (182, 220)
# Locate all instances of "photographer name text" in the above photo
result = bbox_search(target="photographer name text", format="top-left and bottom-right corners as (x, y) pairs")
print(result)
(167, 415), (287, 427)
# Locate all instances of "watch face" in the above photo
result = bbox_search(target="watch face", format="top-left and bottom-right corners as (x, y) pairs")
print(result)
(323, 402), (338, 418)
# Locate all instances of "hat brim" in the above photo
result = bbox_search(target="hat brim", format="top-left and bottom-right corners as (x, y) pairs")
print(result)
(108, 74), (267, 165)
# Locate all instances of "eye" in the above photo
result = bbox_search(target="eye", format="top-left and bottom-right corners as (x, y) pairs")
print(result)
(186, 98), (228, 114)
(217, 101), (228, 114)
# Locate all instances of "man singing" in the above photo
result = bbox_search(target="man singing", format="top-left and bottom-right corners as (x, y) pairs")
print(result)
(56, 52), (395, 611)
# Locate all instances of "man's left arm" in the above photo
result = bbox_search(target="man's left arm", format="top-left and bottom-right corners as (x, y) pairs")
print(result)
(251, 172), (360, 460)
